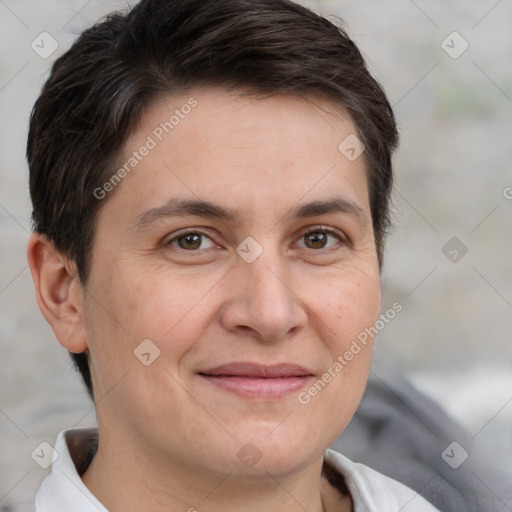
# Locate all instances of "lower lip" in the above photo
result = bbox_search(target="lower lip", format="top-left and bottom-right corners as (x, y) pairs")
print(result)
(199, 375), (312, 400)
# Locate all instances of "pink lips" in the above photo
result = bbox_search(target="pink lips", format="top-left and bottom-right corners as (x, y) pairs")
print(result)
(199, 363), (313, 400)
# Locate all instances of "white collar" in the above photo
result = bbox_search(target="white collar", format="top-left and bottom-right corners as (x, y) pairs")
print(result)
(35, 428), (439, 511)
(35, 429), (107, 512)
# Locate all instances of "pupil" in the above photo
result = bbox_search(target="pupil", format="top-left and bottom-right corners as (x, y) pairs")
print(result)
(306, 232), (326, 249)
(179, 233), (201, 249)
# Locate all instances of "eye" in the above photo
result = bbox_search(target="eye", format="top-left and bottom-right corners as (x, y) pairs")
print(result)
(296, 227), (344, 250)
(164, 230), (217, 251)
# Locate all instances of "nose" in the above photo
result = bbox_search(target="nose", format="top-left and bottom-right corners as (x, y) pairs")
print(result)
(219, 250), (308, 342)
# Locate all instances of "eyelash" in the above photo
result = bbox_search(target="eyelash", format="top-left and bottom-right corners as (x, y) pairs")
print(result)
(299, 226), (348, 252)
(163, 226), (347, 253)
(163, 229), (218, 252)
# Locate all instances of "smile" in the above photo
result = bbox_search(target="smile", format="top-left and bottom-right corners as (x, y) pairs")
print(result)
(198, 363), (314, 400)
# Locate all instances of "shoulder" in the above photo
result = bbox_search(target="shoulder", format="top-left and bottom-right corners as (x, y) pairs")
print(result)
(324, 448), (441, 511)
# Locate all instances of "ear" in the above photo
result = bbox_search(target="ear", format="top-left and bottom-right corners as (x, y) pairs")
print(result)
(27, 233), (88, 353)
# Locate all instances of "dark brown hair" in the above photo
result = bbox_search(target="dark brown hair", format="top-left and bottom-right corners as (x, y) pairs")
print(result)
(27, 0), (399, 399)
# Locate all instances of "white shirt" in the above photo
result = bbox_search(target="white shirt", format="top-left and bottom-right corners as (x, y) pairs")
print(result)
(34, 428), (440, 511)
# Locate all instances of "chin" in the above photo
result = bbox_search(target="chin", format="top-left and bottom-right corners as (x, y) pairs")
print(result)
(224, 424), (326, 478)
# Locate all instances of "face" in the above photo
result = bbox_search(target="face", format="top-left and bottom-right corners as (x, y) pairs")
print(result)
(82, 88), (381, 481)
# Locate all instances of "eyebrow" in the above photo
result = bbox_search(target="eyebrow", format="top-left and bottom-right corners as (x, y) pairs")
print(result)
(133, 198), (237, 230)
(132, 196), (368, 231)
(292, 197), (367, 225)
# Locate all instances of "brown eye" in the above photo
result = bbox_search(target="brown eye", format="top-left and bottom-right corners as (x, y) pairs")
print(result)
(297, 228), (343, 250)
(177, 233), (202, 250)
(165, 231), (216, 251)
(304, 232), (328, 249)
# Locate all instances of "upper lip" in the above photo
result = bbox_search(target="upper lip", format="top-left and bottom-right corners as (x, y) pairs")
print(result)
(199, 362), (313, 378)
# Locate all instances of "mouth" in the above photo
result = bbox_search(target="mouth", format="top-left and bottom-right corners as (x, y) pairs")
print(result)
(198, 362), (314, 400)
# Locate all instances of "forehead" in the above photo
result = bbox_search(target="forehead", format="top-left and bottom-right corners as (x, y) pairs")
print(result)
(100, 88), (370, 226)
(139, 88), (359, 149)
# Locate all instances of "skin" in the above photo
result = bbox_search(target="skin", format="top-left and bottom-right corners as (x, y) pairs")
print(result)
(28, 88), (382, 512)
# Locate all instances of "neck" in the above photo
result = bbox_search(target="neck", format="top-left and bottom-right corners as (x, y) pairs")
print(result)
(80, 428), (347, 512)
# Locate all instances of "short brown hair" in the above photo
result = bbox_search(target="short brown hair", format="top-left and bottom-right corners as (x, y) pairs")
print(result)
(27, 0), (399, 399)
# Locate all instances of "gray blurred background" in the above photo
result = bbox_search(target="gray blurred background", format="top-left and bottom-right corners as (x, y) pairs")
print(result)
(1, 0), (511, 509)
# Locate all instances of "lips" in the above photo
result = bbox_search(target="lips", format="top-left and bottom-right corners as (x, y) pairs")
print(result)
(198, 362), (314, 399)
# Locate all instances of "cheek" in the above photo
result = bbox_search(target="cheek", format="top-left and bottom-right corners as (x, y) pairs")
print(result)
(307, 267), (381, 349)
(85, 263), (222, 365)
(82, 265), (211, 416)
(296, 272), (380, 436)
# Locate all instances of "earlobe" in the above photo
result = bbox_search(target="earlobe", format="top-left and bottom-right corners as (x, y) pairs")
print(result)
(27, 233), (88, 353)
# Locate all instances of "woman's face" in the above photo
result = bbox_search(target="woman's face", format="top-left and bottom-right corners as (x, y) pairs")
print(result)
(81, 88), (381, 480)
